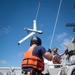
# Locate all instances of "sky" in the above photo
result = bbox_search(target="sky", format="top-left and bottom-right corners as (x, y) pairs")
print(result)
(0, 0), (75, 67)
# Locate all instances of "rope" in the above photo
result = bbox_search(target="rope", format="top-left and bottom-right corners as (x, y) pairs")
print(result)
(35, 0), (41, 20)
(50, 0), (62, 49)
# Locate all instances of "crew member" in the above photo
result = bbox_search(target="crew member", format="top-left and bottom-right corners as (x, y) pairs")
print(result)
(21, 36), (52, 75)
(52, 48), (65, 68)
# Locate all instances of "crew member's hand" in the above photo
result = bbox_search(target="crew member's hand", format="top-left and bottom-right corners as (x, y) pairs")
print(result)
(65, 49), (68, 55)
(47, 48), (52, 53)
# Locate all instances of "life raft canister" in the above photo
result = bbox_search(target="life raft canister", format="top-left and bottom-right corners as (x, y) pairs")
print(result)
(22, 46), (44, 72)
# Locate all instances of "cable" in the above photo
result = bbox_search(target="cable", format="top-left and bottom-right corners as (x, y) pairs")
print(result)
(35, 0), (42, 20)
(50, 0), (62, 49)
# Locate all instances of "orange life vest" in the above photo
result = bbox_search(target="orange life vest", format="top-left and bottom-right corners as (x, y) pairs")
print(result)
(22, 46), (44, 72)
(52, 55), (61, 64)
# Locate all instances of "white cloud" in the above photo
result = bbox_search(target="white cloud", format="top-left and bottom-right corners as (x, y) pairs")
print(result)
(0, 60), (7, 64)
(61, 38), (71, 50)
(0, 26), (11, 36)
(56, 32), (67, 41)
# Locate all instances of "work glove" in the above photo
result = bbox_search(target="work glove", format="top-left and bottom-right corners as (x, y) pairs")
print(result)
(65, 49), (68, 55)
(47, 48), (52, 53)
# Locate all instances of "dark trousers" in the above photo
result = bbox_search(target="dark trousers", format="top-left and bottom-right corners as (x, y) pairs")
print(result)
(21, 70), (42, 75)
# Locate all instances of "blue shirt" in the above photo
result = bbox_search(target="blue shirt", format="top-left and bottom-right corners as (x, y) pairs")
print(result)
(32, 46), (46, 58)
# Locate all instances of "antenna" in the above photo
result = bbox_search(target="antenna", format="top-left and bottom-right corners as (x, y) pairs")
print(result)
(50, 0), (62, 49)
(66, 23), (75, 32)
(35, 0), (42, 20)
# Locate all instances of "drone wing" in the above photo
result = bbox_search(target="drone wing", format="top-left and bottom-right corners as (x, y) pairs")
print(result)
(18, 32), (35, 45)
